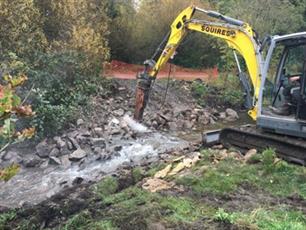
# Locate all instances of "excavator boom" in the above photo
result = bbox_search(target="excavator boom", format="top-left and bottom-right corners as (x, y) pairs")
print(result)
(134, 6), (262, 121)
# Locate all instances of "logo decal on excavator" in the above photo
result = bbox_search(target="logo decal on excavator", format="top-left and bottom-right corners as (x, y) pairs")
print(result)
(201, 25), (236, 37)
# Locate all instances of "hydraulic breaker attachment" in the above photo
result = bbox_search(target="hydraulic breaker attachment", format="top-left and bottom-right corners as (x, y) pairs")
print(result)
(134, 73), (153, 121)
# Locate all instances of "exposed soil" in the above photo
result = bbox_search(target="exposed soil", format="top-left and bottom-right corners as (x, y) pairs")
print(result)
(105, 60), (218, 81)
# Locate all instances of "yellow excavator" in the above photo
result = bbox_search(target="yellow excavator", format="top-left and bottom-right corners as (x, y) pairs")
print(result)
(134, 5), (306, 165)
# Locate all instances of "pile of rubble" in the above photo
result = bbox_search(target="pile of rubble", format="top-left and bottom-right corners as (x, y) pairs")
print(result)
(145, 106), (239, 131)
(0, 113), (138, 170)
(0, 81), (240, 170)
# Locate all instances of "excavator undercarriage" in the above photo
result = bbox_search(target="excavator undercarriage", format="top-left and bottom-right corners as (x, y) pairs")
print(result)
(203, 127), (306, 165)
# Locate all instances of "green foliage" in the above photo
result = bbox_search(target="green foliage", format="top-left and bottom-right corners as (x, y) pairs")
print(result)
(94, 176), (119, 198)
(191, 74), (244, 108)
(214, 207), (306, 230)
(226, 0), (305, 38)
(0, 210), (16, 229)
(262, 148), (277, 172)
(214, 208), (236, 224)
(159, 196), (214, 223)
(36, 0), (110, 65)
(88, 220), (117, 230)
(0, 57), (35, 149)
(132, 167), (145, 183)
(0, 164), (20, 182)
(177, 148), (306, 198)
(62, 211), (92, 230)
(0, 0), (47, 57)
(28, 52), (110, 137)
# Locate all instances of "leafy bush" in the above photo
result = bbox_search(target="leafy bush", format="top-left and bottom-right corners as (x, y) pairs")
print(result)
(28, 52), (111, 137)
(191, 73), (244, 108)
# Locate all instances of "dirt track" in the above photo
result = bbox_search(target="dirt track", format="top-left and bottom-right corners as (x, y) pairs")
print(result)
(105, 60), (218, 81)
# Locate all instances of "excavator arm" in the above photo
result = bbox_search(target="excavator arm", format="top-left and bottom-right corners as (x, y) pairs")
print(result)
(134, 6), (262, 121)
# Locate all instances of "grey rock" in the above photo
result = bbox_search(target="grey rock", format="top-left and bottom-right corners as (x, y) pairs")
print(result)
(72, 177), (84, 185)
(90, 138), (106, 148)
(168, 122), (178, 131)
(24, 156), (42, 168)
(110, 128), (121, 135)
(36, 140), (50, 158)
(40, 160), (49, 169)
(93, 147), (103, 155)
(94, 127), (103, 137)
(114, 146), (122, 152)
(69, 148), (87, 161)
(50, 148), (60, 157)
(60, 155), (71, 168)
(67, 137), (80, 150)
(219, 112), (227, 119)
(226, 108), (239, 120)
(183, 120), (194, 129)
(113, 108), (125, 117)
(209, 117), (216, 125)
(67, 130), (79, 138)
(49, 156), (61, 165)
(77, 119), (84, 126)
(54, 136), (66, 149)
(59, 146), (71, 156)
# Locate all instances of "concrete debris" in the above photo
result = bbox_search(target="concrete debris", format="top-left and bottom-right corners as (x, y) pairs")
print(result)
(154, 164), (172, 179)
(244, 149), (258, 163)
(142, 178), (175, 193)
(225, 108), (239, 121)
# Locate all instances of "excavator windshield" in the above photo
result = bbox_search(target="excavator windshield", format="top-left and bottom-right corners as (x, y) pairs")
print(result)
(262, 37), (306, 119)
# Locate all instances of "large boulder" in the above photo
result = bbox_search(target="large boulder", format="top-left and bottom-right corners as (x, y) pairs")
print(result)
(36, 140), (51, 158)
(69, 149), (87, 161)
(225, 108), (239, 121)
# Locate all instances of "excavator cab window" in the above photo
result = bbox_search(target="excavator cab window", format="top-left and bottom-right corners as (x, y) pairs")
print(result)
(262, 44), (285, 110)
(296, 45), (306, 120)
(263, 40), (306, 118)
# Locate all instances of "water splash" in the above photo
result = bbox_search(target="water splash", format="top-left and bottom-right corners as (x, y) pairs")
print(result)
(123, 115), (150, 133)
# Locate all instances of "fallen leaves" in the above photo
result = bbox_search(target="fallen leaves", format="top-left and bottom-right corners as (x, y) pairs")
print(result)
(0, 164), (20, 182)
(12, 105), (35, 117)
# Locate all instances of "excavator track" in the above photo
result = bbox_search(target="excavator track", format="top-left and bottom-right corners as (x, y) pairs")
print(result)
(219, 126), (306, 165)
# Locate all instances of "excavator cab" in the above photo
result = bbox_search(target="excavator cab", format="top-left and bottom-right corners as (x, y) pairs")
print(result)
(258, 33), (306, 138)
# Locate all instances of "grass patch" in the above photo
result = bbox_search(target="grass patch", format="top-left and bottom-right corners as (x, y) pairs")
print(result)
(61, 211), (117, 230)
(0, 210), (16, 229)
(214, 206), (306, 230)
(146, 162), (167, 177)
(94, 176), (119, 198)
(177, 149), (306, 198)
(101, 186), (215, 227)
(159, 196), (215, 224)
(132, 167), (145, 183)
